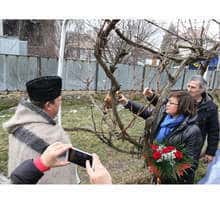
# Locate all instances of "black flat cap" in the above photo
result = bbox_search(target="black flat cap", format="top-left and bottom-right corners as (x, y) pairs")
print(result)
(26, 76), (62, 102)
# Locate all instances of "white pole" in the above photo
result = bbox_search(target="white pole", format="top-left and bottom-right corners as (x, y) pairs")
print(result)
(203, 69), (208, 81)
(57, 20), (68, 126)
(0, 20), (3, 36)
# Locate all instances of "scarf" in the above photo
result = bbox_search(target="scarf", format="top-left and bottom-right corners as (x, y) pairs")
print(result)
(156, 114), (185, 143)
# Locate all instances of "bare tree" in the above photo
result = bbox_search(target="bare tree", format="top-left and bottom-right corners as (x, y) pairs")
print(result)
(62, 19), (220, 167)
(84, 19), (220, 156)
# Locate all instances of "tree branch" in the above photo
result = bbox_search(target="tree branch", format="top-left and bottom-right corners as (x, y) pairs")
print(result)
(144, 19), (194, 45)
(114, 26), (183, 63)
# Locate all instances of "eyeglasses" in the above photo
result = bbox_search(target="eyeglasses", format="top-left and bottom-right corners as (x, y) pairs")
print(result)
(187, 84), (197, 89)
(167, 101), (179, 106)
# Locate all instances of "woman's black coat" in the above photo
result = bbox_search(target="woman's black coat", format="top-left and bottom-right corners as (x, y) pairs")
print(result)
(124, 100), (203, 184)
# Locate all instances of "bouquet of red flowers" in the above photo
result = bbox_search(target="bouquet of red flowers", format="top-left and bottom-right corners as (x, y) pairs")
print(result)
(144, 143), (192, 183)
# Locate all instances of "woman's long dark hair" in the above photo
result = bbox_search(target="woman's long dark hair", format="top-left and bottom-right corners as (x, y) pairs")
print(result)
(168, 91), (197, 116)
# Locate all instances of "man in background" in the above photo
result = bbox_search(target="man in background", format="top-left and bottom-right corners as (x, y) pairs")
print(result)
(143, 75), (219, 163)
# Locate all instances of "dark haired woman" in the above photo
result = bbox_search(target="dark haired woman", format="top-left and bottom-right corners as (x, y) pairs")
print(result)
(119, 91), (203, 184)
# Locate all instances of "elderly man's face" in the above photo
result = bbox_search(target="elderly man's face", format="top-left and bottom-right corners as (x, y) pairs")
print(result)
(187, 80), (203, 99)
(45, 96), (62, 118)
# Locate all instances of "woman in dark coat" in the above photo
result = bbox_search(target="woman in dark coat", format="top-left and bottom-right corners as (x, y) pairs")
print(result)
(119, 91), (203, 184)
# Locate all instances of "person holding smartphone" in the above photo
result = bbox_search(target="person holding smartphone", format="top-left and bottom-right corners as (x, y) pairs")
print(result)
(10, 142), (112, 184)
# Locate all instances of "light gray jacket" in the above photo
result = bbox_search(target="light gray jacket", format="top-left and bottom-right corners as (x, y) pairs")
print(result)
(3, 98), (80, 184)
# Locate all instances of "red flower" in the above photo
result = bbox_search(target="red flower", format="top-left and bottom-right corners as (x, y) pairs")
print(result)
(144, 144), (192, 182)
(166, 146), (176, 151)
(174, 150), (183, 160)
(153, 151), (162, 160)
(176, 163), (191, 176)
(150, 144), (159, 151)
(161, 146), (173, 154)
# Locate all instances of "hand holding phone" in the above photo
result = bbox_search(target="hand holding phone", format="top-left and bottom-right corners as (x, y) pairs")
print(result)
(66, 147), (93, 168)
(86, 153), (112, 184)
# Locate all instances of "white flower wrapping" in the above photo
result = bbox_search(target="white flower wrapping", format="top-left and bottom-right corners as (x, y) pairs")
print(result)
(156, 149), (177, 166)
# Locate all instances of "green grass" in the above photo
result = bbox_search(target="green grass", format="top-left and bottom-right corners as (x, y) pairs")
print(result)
(0, 109), (12, 175)
(62, 100), (149, 184)
(0, 93), (149, 183)
(0, 92), (23, 175)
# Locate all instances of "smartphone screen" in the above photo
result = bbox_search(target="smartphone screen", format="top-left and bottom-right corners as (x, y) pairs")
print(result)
(67, 148), (93, 168)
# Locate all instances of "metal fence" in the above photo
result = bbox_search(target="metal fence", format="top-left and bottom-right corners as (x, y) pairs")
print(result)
(0, 54), (220, 91)
(0, 37), (27, 55)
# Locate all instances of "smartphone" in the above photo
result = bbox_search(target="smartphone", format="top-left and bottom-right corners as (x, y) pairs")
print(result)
(66, 147), (93, 168)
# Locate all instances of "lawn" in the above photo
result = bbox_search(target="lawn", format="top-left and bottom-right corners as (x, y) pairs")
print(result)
(0, 91), (149, 184)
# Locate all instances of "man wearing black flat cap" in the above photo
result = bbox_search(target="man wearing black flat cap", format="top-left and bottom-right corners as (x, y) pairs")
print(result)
(3, 76), (80, 184)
